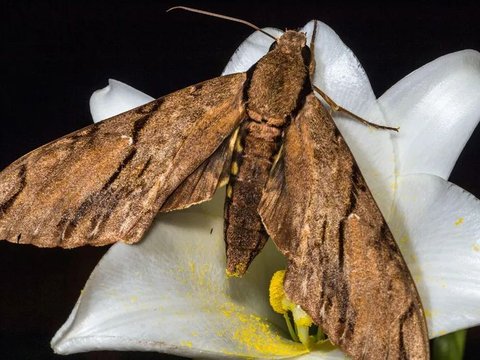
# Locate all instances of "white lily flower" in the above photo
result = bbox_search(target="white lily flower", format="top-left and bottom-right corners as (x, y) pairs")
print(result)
(51, 21), (480, 359)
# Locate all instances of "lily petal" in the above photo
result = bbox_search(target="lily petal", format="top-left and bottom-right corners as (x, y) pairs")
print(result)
(389, 174), (480, 338)
(301, 21), (381, 122)
(90, 79), (154, 123)
(51, 190), (311, 359)
(378, 50), (480, 179)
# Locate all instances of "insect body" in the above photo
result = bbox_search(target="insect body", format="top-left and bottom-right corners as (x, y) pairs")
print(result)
(224, 31), (308, 276)
(0, 27), (428, 359)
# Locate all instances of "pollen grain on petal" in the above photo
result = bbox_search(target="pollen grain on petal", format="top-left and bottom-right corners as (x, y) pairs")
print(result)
(219, 301), (307, 357)
(233, 313), (307, 357)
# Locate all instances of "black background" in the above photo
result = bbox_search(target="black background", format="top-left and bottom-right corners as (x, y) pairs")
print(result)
(1, 1), (479, 359)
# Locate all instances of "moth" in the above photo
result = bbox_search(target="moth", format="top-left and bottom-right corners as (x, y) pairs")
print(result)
(0, 10), (429, 360)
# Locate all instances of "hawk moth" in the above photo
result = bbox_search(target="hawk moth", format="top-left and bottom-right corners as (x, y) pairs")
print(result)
(0, 19), (429, 360)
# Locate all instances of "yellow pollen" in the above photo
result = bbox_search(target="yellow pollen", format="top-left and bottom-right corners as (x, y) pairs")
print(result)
(454, 217), (464, 226)
(269, 270), (287, 314)
(226, 185), (233, 198)
(229, 311), (307, 357)
(226, 262), (247, 278)
(292, 305), (313, 327)
(180, 340), (193, 348)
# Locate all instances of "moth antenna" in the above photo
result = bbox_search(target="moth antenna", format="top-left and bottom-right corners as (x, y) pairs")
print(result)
(167, 6), (277, 41)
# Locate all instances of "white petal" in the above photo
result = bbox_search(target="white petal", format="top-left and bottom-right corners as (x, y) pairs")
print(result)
(378, 50), (480, 179)
(389, 174), (480, 337)
(89, 79), (154, 123)
(294, 348), (346, 360)
(222, 28), (282, 75)
(52, 191), (308, 359)
(301, 21), (380, 121)
(302, 21), (395, 218)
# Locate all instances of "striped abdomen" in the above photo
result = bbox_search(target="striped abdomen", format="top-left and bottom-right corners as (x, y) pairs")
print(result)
(224, 120), (282, 276)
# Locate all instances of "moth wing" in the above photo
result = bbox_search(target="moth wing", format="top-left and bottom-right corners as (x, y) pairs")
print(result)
(0, 73), (246, 248)
(160, 128), (237, 212)
(258, 94), (429, 359)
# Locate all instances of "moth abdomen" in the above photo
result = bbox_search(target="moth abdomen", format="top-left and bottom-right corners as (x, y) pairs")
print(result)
(224, 120), (282, 276)
(224, 31), (311, 277)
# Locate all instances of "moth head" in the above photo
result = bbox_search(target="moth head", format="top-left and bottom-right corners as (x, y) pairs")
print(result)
(276, 31), (307, 54)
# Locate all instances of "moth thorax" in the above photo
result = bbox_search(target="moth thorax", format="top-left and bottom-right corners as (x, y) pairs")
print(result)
(276, 31), (307, 54)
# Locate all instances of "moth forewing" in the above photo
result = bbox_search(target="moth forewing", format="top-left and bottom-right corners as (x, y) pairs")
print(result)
(0, 73), (247, 248)
(259, 93), (429, 358)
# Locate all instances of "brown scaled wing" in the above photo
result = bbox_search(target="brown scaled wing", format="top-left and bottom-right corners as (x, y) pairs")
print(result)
(259, 94), (429, 359)
(0, 73), (246, 248)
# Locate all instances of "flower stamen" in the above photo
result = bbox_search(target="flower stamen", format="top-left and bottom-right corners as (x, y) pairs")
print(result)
(283, 313), (299, 342)
(269, 270), (324, 348)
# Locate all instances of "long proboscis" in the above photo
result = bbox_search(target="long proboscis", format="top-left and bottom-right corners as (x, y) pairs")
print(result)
(167, 6), (277, 41)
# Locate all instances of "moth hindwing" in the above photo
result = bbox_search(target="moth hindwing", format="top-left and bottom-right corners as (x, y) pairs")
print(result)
(0, 27), (429, 359)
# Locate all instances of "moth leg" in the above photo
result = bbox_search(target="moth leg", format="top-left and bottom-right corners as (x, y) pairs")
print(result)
(313, 84), (399, 132)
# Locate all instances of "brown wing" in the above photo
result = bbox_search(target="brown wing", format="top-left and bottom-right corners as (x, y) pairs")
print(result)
(160, 128), (238, 212)
(258, 94), (429, 359)
(0, 73), (246, 248)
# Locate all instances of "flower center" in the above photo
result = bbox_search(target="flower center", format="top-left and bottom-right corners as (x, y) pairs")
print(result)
(269, 270), (326, 348)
